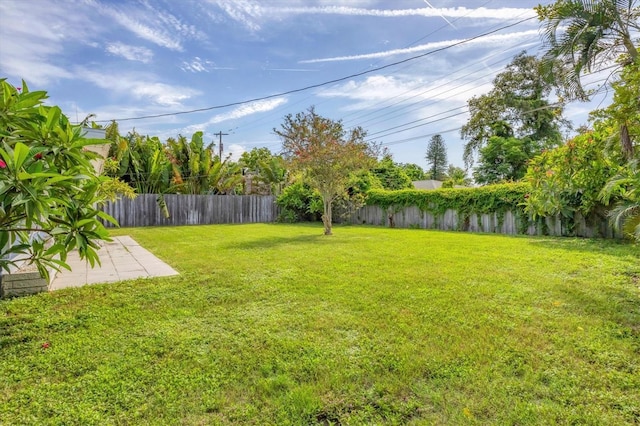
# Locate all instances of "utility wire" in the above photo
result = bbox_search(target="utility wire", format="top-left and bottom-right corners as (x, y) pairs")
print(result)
(95, 16), (536, 123)
(232, 0), (497, 134)
(374, 81), (613, 147)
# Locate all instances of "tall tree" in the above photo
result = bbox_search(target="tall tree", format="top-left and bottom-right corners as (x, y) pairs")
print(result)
(425, 134), (448, 180)
(536, 0), (639, 157)
(275, 107), (376, 235)
(473, 122), (535, 185)
(461, 52), (566, 166)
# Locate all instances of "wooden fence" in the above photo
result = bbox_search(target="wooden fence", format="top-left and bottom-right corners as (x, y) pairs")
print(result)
(348, 205), (620, 238)
(101, 194), (280, 227)
(100, 194), (619, 238)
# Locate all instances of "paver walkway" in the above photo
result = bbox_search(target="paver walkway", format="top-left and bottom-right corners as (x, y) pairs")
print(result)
(50, 236), (178, 290)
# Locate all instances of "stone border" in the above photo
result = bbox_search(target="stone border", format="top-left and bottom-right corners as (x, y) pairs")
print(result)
(0, 270), (48, 298)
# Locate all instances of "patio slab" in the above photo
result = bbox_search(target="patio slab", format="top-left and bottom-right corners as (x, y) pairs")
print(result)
(49, 236), (179, 290)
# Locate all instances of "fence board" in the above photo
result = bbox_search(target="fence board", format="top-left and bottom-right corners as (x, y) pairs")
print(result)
(101, 194), (279, 227)
(348, 205), (620, 238)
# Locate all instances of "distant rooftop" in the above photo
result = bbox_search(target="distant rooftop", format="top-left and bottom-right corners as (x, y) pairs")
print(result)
(412, 180), (443, 190)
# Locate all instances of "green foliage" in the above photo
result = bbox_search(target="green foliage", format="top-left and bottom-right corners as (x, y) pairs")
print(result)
(275, 106), (377, 235)
(371, 153), (413, 190)
(277, 171), (377, 223)
(167, 132), (243, 195)
(398, 162), (425, 181)
(474, 123), (536, 185)
(276, 181), (322, 222)
(425, 134), (448, 180)
(536, 0), (639, 102)
(524, 131), (622, 219)
(367, 183), (529, 220)
(600, 160), (640, 240)
(3, 224), (638, 424)
(461, 52), (566, 166)
(239, 147), (274, 172)
(108, 130), (173, 195)
(591, 57), (640, 158)
(167, 132), (215, 194)
(240, 148), (287, 195)
(0, 79), (118, 279)
(442, 164), (471, 188)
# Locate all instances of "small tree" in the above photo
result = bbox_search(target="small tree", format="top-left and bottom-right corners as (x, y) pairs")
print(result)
(239, 147), (287, 195)
(1, 80), (122, 279)
(371, 153), (413, 190)
(275, 107), (376, 235)
(399, 163), (426, 181)
(442, 165), (471, 188)
(425, 134), (448, 180)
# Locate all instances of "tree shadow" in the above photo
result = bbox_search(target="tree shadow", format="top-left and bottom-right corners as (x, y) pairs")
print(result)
(524, 236), (638, 259)
(221, 233), (336, 250)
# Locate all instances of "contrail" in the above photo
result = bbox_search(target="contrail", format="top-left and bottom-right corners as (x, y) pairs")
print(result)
(423, 0), (457, 29)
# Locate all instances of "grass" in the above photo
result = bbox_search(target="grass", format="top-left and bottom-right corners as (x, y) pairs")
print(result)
(1, 223), (639, 425)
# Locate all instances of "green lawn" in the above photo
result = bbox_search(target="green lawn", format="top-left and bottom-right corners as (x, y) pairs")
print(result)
(1, 224), (639, 425)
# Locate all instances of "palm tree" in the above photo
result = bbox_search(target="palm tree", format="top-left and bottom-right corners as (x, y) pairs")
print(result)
(167, 132), (243, 195)
(600, 160), (640, 240)
(537, 0), (639, 157)
(167, 132), (215, 194)
(538, 0), (639, 98)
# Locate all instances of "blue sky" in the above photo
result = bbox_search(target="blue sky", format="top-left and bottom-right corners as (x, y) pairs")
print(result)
(0, 0), (611, 170)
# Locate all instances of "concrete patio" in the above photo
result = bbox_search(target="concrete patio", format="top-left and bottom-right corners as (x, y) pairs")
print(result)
(49, 236), (179, 290)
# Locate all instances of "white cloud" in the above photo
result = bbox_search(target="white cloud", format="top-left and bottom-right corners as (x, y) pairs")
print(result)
(181, 57), (235, 72)
(225, 143), (246, 161)
(182, 97), (288, 134)
(206, 0), (264, 32)
(317, 73), (494, 136)
(0, 1), (96, 84)
(98, 4), (183, 50)
(263, 68), (318, 72)
(0, 56), (73, 85)
(154, 5), (207, 41)
(209, 97), (288, 123)
(79, 69), (200, 106)
(271, 6), (536, 20)
(106, 42), (153, 63)
(132, 83), (197, 106)
(319, 75), (418, 107)
(300, 30), (540, 63)
(203, 2), (535, 31)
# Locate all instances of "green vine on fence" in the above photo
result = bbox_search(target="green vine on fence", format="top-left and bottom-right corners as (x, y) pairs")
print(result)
(366, 183), (531, 231)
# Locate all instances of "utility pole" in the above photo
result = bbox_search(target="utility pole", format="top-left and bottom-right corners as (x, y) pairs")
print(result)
(214, 131), (228, 160)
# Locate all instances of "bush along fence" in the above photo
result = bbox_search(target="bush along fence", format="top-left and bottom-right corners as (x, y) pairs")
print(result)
(348, 183), (620, 238)
(100, 194), (280, 227)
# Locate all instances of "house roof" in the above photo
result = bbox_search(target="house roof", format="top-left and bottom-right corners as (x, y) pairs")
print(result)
(412, 180), (443, 190)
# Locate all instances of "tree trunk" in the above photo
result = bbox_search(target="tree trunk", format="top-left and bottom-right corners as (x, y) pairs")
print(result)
(322, 198), (332, 235)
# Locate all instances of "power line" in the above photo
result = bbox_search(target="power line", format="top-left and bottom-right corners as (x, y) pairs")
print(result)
(95, 16), (536, 123)
(373, 81), (614, 148)
(230, 0), (498, 135)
